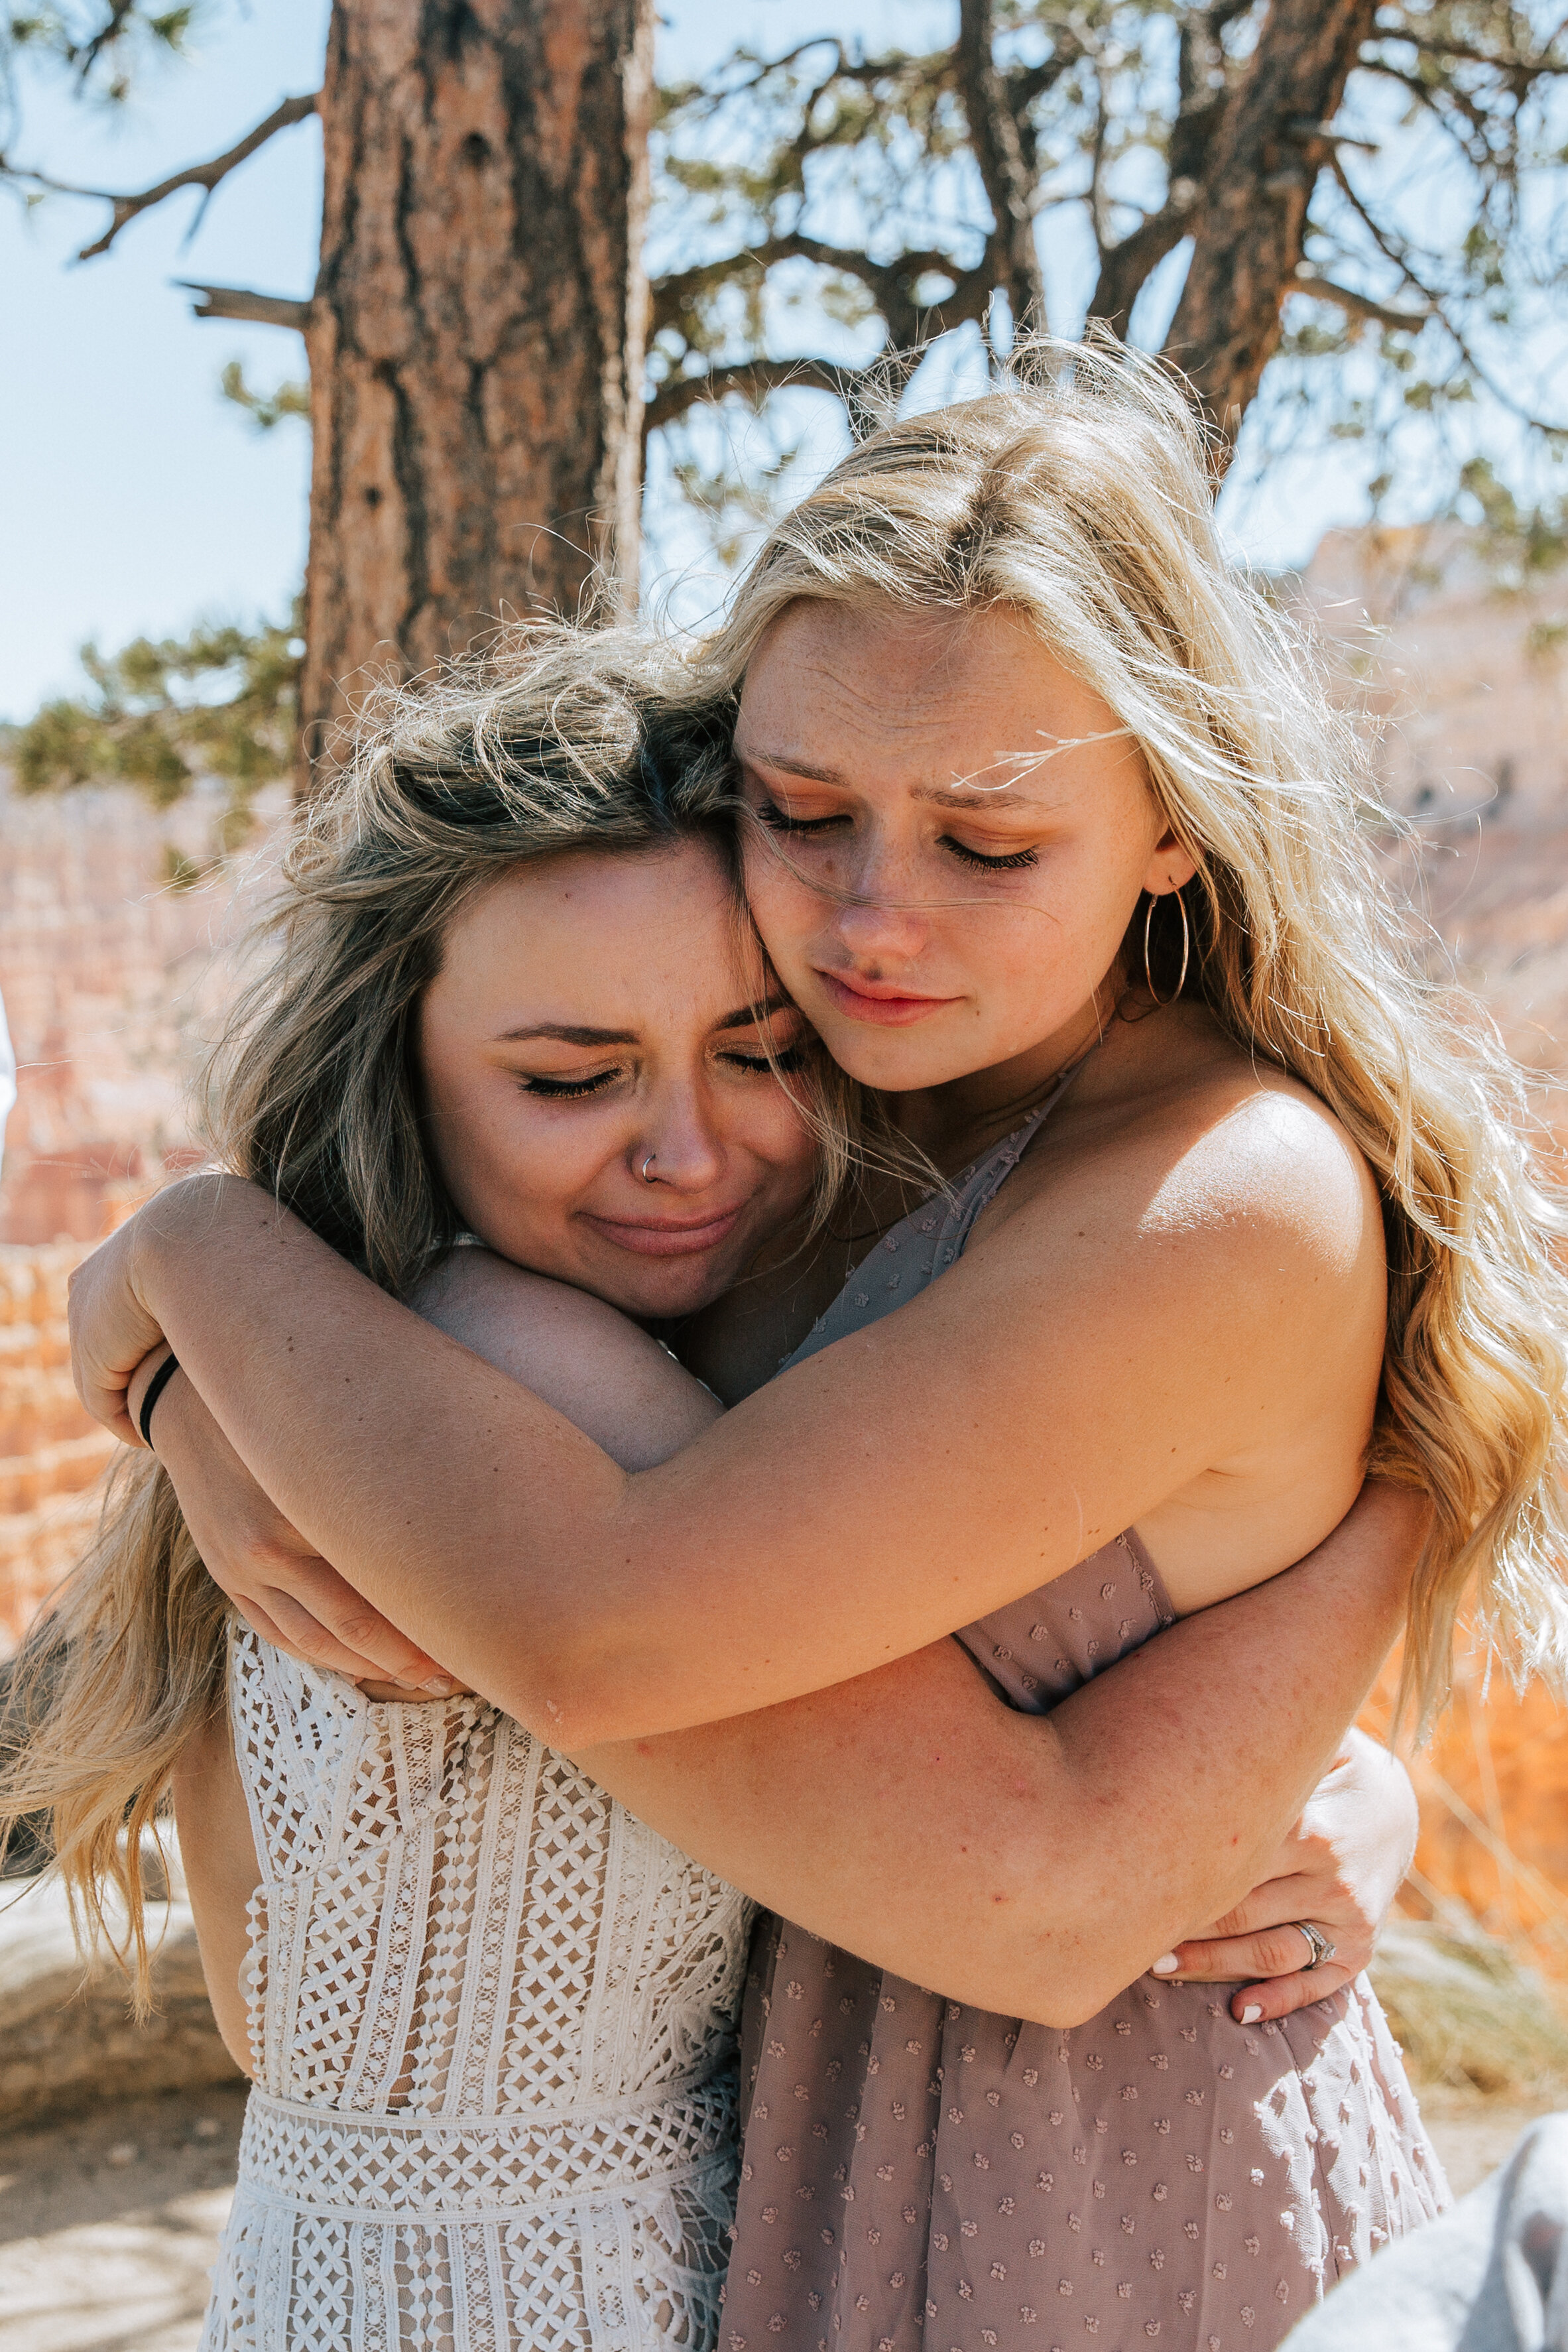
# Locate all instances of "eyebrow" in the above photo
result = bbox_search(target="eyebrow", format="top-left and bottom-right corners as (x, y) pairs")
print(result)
(740, 746), (1047, 811)
(913, 783), (1046, 811)
(495, 995), (794, 1046)
(741, 749), (851, 785)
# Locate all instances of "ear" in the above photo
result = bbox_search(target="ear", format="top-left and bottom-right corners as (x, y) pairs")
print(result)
(1140, 830), (1197, 897)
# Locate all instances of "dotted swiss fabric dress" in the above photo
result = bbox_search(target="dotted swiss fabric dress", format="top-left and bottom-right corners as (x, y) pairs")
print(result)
(721, 1105), (1449, 2352)
(201, 1624), (754, 2352)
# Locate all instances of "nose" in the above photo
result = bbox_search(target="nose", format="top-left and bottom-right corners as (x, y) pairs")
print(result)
(635, 1081), (727, 1195)
(827, 832), (934, 966)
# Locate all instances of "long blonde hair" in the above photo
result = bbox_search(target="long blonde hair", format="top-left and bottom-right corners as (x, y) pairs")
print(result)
(0, 625), (833, 2004)
(681, 333), (1568, 1728)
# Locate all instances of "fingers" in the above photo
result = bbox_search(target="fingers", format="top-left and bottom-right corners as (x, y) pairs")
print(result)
(1225, 1961), (1357, 2026)
(1195, 1880), (1320, 1943)
(66, 1233), (164, 1440)
(229, 1592), (329, 1662)
(227, 1582), (456, 1694)
(1157, 1922), (1327, 1984)
(258, 1586), (417, 1683)
(258, 1574), (451, 1692)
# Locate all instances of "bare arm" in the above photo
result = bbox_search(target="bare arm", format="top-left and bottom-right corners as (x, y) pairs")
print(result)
(76, 1095), (1380, 1744)
(580, 1498), (1416, 2023)
(170, 1707), (258, 2078)
(147, 1249), (1420, 2026)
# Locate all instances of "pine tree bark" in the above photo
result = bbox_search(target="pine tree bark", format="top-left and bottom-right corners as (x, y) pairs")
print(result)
(300, 0), (654, 780)
(1166, 0), (1378, 452)
(956, 0), (1048, 336)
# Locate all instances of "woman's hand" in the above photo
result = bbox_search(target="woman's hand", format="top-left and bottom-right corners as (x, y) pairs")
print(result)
(1152, 1725), (1418, 2022)
(69, 1200), (174, 1442)
(125, 1343), (458, 1694)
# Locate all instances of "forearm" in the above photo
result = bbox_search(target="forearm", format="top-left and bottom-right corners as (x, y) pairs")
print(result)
(125, 1183), (634, 1739)
(118, 1204), (1418, 2024)
(580, 1487), (1417, 2024)
(113, 1181), (1075, 1743)
(99, 1175), (1404, 1753)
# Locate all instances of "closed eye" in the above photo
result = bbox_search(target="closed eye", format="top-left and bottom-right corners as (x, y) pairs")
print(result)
(943, 837), (1040, 872)
(721, 1042), (810, 1075)
(754, 800), (848, 837)
(520, 1070), (622, 1099)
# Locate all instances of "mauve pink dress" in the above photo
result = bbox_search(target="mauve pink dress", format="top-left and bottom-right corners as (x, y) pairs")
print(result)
(719, 1106), (1447, 2352)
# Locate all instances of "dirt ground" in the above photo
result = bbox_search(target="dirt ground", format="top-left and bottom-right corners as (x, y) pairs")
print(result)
(0, 2085), (247, 2352)
(0, 2084), (1557, 2351)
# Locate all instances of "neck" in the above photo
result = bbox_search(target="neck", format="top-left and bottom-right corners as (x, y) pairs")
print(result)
(886, 975), (1122, 1172)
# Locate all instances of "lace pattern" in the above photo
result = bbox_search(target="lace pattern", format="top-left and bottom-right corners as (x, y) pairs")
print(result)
(202, 1625), (753, 2350)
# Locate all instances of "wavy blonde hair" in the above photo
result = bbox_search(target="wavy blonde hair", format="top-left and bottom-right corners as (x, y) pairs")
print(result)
(678, 333), (1568, 1729)
(0, 625), (843, 2004)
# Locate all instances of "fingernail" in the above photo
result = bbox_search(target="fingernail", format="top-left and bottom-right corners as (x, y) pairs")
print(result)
(1151, 1953), (1179, 1976)
(423, 1676), (456, 1697)
(1240, 2005), (1262, 2025)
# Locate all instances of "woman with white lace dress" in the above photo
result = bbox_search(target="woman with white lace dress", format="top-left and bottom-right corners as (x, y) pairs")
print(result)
(12, 629), (1422, 2349)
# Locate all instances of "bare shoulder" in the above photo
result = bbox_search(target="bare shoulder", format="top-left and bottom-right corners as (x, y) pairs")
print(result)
(990, 1011), (1385, 1309)
(1143, 1047), (1381, 1275)
(410, 1249), (722, 1470)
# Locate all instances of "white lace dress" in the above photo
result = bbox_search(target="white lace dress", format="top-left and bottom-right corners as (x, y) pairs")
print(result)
(201, 1625), (753, 2351)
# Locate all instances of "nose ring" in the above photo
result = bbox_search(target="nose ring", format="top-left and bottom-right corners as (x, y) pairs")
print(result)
(641, 1153), (657, 1184)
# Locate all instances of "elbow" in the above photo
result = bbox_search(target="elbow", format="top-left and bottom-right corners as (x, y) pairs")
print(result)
(977, 1848), (1146, 2031)
(1002, 1938), (1132, 2031)
(483, 1637), (660, 1753)
(1024, 1969), (1132, 2032)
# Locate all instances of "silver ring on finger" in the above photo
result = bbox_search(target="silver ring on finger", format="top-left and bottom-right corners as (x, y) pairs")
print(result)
(1295, 1920), (1337, 1971)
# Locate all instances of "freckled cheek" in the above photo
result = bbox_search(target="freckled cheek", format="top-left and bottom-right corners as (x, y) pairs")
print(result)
(742, 853), (833, 973)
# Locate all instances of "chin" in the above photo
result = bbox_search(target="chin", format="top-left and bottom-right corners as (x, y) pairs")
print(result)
(815, 1026), (976, 1092)
(593, 1254), (737, 1324)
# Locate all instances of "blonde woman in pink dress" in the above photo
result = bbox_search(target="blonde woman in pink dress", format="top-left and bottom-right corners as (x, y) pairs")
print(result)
(68, 344), (1568, 2347)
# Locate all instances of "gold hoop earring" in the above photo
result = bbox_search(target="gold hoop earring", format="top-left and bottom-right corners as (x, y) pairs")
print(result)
(1142, 889), (1190, 1007)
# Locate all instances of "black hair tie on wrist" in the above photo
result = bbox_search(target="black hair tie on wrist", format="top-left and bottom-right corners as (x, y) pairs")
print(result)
(138, 1352), (181, 1451)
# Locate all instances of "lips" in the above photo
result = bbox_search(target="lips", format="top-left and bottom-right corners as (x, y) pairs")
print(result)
(579, 1206), (745, 1258)
(815, 968), (961, 1026)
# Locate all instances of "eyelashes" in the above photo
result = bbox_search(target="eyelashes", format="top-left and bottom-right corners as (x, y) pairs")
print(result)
(755, 802), (844, 838)
(726, 1044), (810, 1075)
(521, 1043), (808, 1099)
(522, 1072), (618, 1099)
(943, 839), (1039, 872)
(755, 800), (1038, 873)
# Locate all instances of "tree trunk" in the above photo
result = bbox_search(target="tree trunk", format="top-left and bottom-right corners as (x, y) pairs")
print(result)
(956, 0), (1048, 337)
(1166, 0), (1378, 452)
(300, 0), (654, 783)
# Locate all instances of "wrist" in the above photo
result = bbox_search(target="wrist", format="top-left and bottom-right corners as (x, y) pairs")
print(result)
(126, 1342), (178, 1449)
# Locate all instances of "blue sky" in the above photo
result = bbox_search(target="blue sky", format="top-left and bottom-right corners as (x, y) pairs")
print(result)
(0, 0), (1378, 721)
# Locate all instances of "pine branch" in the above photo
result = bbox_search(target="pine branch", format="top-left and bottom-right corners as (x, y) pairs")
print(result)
(178, 281), (312, 331)
(652, 233), (973, 352)
(645, 355), (866, 437)
(1087, 192), (1202, 343)
(1292, 267), (1431, 332)
(1325, 153), (1567, 436)
(1, 92), (319, 262)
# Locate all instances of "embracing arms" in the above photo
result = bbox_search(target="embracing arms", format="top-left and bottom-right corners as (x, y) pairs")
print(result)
(75, 1084), (1378, 1746)
(138, 1249), (1419, 2028)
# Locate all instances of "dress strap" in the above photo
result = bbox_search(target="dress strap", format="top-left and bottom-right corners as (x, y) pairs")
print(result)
(780, 1036), (1103, 1373)
(938, 1034), (1101, 1257)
